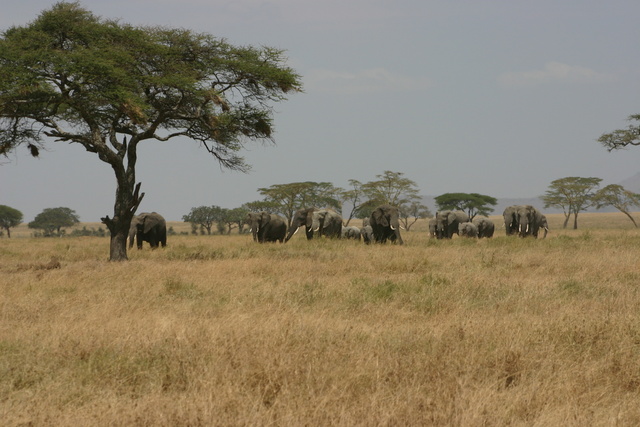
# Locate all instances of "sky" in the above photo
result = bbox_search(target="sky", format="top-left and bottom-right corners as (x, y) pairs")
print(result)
(2, 0), (640, 221)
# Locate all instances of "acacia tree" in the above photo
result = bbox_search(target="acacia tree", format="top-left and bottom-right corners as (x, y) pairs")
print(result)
(221, 207), (249, 234)
(28, 207), (80, 236)
(360, 171), (426, 227)
(593, 184), (640, 227)
(542, 177), (602, 229)
(598, 115), (640, 151)
(434, 193), (497, 221)
(0, 3), (301, 260)
(257, 182), (341, 226)
(182, 206), (224, 235)
(340, 179), (366, 226)
(399, 201), (431, 231)
(361, 171), (420, 207)
(0, 205), (23, 238)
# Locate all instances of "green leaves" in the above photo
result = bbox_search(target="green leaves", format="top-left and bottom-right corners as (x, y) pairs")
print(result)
(598, 115), (640, 152)
(434, 193), (497, 219)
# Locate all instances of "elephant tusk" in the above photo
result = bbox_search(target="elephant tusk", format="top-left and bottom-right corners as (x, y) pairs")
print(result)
(292, 227), (299, 236)
(314, 227), (320, 232)
(390, 225), (396, 231)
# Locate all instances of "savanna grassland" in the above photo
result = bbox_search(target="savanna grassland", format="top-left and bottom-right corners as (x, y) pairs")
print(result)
(2, 213), (640, 426)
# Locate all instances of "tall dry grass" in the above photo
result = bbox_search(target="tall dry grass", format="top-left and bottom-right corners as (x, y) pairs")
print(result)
(2, 213), (640, 426)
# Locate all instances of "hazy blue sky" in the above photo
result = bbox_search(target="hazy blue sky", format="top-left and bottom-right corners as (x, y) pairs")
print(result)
(2, 0), (640, 221)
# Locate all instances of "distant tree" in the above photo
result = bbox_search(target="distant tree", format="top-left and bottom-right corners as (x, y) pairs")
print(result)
(542, 177), (602, 229)
(222, 207), (250, 234)
(242, 201), (281, 214)
(434, 193), (497, 221)
(182, 206), (225, 235)
(28, 207), (80, 236)
(399, 201), (432, 231)
(340, 179), (366, 226)
(258, 182), (342, 226)
(0, 3), (301, 260)
(361, 171), (420, 207)
(598, 114), (640, 151)
(0, 205), (23, 238)
(593, 184), (640, 227)
(359, 171), (426, 228)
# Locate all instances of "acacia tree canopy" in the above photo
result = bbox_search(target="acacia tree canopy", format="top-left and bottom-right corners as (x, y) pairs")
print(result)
(28, 207), (80, 236)
(257, 182), (342, 226)
(0, 2), (302, 260)
(598, 115), (640, 151)
(593, 184), (640, 227)
(0, 205), (23, 238)
(542, 177), (602, 229)
(434, 193), (497, 220)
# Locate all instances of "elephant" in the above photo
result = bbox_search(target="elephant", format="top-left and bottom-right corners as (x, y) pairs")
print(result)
(370, 205), (404, 244)
(502, 206), (519, 236)
(245, 211), (287, 243)
(342, 225), (361, 240)
(504, 205), (546, 238)
(428, 218), (437, 238)
(435, 210), (470, 239)
(360, 225), (374, 244)
(128, 212), (166, 249)
(538, 214), (549, 239)
(285, 207), (317, 242)
(311, 209), (343, 239)
(458, 222), (479, 238)
(474, 217), (495, 238)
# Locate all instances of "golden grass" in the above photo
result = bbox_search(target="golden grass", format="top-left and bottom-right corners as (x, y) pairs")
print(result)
(2, 213), (640, 426)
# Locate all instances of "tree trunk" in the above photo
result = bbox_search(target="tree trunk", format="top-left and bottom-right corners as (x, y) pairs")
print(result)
(101, 182), (144, 261)
(622, 210), (638, 227)
(573, 213), (579, 229)
(109, 229), (129, 261)
(562, 214), (570, 229)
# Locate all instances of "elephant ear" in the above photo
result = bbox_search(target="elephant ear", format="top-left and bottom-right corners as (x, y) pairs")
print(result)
(375, 209), (389, 227)
(143, 216), (156, 234)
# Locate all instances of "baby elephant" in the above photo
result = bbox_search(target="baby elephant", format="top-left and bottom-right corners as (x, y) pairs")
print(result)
(458, 222), (478, 238)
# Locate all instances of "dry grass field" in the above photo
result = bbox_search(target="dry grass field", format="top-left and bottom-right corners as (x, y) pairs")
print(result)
(2, 213), (640, 426)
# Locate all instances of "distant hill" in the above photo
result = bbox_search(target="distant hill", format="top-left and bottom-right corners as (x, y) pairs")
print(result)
(618, 172), (640, 193)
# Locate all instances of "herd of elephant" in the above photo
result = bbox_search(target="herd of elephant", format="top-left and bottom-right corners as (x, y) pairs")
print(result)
(428, 205), (548, 240)
(245, 204), (549, 246)
(127, 204), (548, 249)
(246, 205), (404, 244)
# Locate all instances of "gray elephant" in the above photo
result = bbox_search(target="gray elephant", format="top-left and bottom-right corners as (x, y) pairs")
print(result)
(311, 209), (343, 238)
(458, 222), (479, 238)
(246, 211), (287, 243)
(435, 210), (470, 239)
(129, 212), (166, 249)
(538, 214), (549, 239)
(515, 205), (544, 238)
(285, 207), (316, 242)
(360, 225), (374, 244)
(428, 218), (437, 238)
(474, 217), (495, 238)
(503, 206), (519, 236)
(504, 205), (546, 238)
(370, 205), (404, 244)
(342, 225), (361, 240)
